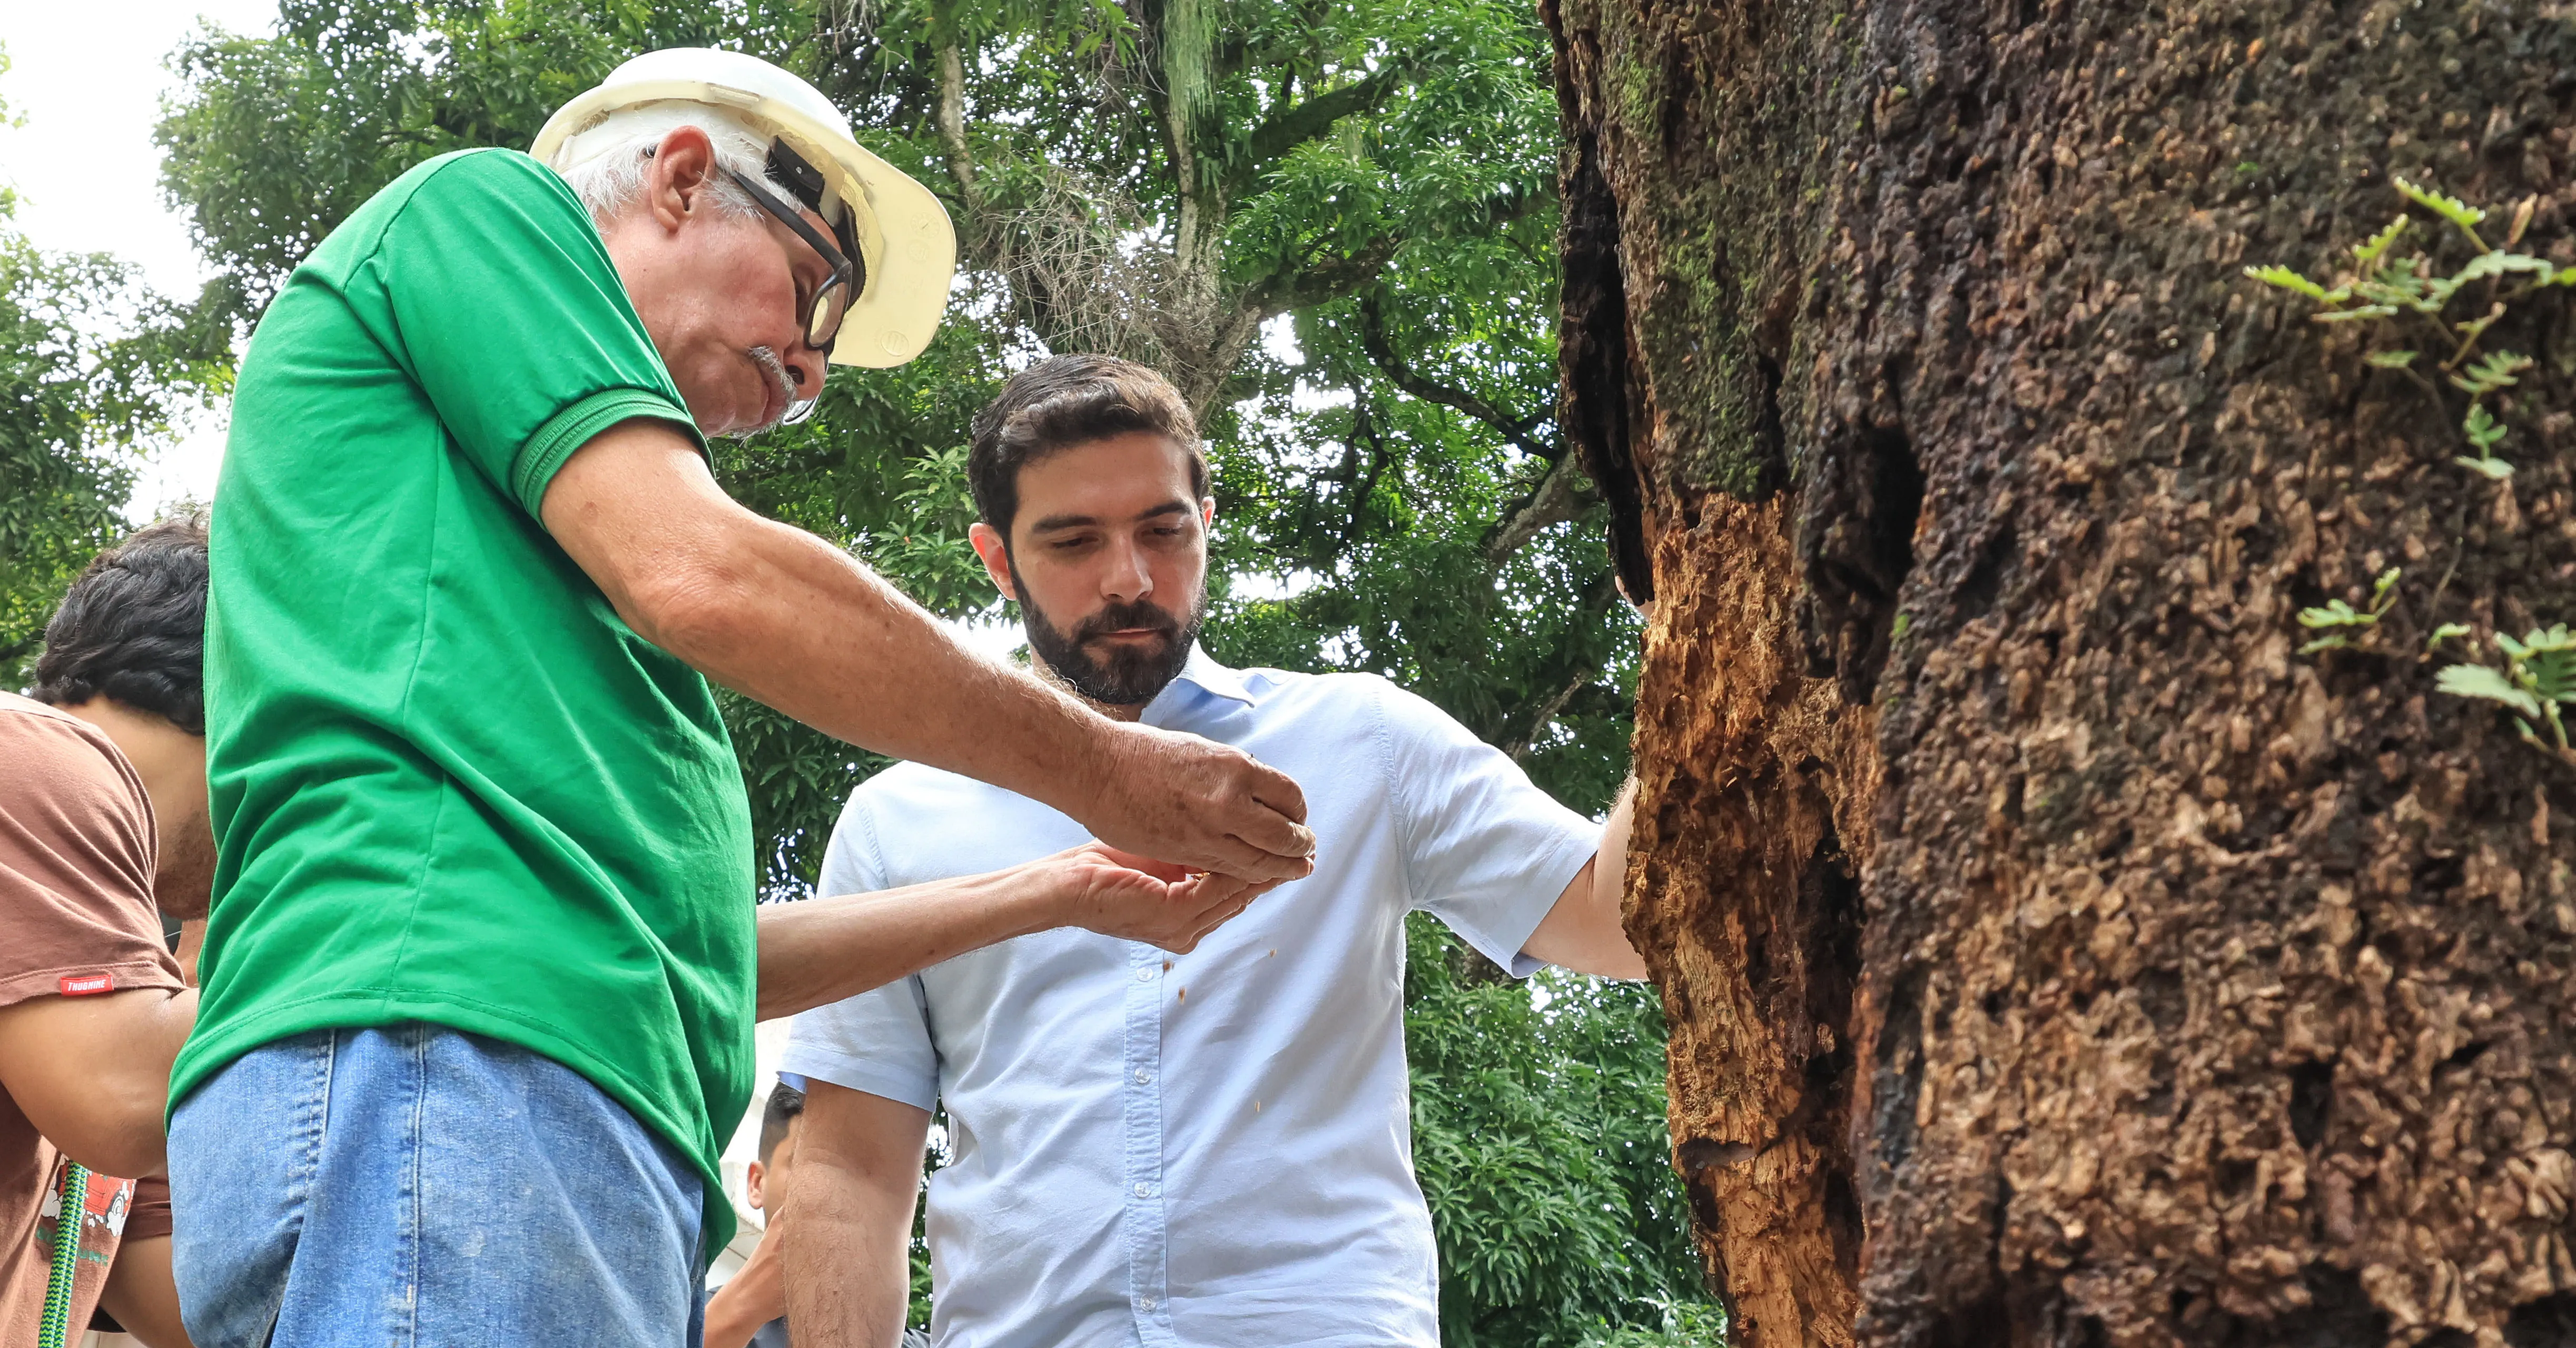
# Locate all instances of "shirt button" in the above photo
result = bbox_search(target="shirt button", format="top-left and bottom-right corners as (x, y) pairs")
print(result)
(1133, 1181), (1154, 1198)
(1133, 967), (1154, 982)
(1134, 1068), (1153, 1085)
(1139, 1297), (1158, 1311)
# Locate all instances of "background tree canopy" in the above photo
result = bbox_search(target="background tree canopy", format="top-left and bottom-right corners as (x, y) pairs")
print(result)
(7, 2), (1714, 1340)
(0, 48), (230, 684)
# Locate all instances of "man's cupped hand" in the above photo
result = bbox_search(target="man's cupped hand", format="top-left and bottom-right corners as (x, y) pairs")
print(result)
(1040, 843), (1285, 954)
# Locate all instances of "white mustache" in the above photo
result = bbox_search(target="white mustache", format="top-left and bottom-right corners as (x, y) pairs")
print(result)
(739, 346), (798, 437)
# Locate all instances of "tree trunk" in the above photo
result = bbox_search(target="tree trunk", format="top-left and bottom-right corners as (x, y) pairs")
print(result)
(1544, 0), (2576, 1343)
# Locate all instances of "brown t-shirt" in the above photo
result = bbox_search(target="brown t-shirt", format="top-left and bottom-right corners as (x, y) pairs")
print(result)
(0, 692), (185, 1343)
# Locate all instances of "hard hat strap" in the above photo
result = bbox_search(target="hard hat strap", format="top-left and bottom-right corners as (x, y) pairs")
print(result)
(765, 140), (859, 263)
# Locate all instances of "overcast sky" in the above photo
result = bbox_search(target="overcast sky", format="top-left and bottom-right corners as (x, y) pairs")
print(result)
(2, 0), (279, 519)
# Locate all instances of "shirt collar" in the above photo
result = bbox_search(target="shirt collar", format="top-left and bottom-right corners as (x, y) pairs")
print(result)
(1166, 643), (1254, 706)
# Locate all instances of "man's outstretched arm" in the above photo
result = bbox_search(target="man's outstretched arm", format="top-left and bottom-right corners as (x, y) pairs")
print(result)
(782, 1082), (932, 1348)
(1521, 779), (1650, 980)
(758, 844), (1269, 1021)
(539, 421), (1315, 882)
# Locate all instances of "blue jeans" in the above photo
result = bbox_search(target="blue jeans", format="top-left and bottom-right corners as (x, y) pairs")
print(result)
(169, 1024), (706, 1348)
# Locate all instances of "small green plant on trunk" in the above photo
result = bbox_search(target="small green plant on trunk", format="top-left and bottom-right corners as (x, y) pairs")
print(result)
(2434, 625), (2576, 764)
(2247, 179), (2569, 479)
(2248, 181), (2574, 768)
(2297, 566), (2401, 653)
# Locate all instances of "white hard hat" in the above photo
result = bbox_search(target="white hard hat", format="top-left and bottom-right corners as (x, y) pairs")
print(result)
(531, 47), (955, 368)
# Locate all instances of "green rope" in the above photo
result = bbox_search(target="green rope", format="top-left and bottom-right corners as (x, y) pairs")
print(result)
(36, 1161), (88, 1348)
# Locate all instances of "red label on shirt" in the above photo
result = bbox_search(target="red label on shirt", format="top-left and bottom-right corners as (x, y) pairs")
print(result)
(58, 973), (113, 996)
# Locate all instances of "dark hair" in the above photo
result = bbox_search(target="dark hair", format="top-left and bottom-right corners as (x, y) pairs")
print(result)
(967, 354), (1207, 541)
(32, 513), (211, 735)
(758, 1081), (807, 1166)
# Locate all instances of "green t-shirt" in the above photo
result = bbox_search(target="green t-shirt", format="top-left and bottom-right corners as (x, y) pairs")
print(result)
(182, 148), (755, 1252)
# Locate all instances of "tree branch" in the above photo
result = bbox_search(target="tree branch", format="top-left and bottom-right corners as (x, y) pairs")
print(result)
(1233, 193), (1543, 334)
(1228, 65), (1404, 194)
(1502, 662), (1594, 763)
(1340, 401), (1393, 554)
(1242, 237), (1399, 318)
(1497, 575), (1618, 761)
(1484, 451), (1591, 564)
(1358, 292), (1555, 460)
(933, 36), (983, 215)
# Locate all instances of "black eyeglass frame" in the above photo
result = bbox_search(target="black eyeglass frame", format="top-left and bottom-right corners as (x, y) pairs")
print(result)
(723, 165), (863, 354)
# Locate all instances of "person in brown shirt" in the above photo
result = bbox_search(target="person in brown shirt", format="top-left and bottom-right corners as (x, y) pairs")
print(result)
(1, 517), (215, 1346)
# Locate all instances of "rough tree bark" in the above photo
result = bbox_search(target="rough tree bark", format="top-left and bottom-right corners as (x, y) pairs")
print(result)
(1543, 0), (2576, 1343)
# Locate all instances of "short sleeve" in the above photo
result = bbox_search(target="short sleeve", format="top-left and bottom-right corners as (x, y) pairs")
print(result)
(365, 150), (704, 519)
(1376, 680), (1600, 978)
(0, 705), (186, 1008)
(778, 795), (941, 1112)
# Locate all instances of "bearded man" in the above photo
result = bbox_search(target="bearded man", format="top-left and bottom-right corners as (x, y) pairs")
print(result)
(769, 355), (1649, 1347)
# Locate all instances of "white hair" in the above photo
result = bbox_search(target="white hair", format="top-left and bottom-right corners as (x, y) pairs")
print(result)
(554, 102), (769, 229)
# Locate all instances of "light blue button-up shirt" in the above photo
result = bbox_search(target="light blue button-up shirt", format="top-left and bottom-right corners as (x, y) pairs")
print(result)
(783, 649), (1598, 1347)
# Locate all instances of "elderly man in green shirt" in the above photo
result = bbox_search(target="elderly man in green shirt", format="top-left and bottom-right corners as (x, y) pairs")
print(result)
(165, 47), (1312, 1348)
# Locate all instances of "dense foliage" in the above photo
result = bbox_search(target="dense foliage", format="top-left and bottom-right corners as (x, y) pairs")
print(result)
(0, 4), (1711, 1339)
(1406, 916), (1706, 1345)
(0, 51), (229, 684)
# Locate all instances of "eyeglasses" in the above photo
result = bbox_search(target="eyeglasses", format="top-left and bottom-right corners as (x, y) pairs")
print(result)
(723, 166), (862, 354)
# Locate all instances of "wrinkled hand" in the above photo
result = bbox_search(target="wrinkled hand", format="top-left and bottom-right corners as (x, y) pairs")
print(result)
(1035, 843), (1282, 954)
(1079, 721), (1316, 884)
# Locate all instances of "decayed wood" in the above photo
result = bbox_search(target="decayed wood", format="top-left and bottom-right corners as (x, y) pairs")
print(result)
(1549, 0), (2576, 1343)
(1625, 498), (1876, 1345)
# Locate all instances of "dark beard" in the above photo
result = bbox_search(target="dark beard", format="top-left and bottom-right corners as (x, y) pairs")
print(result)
(1012, 559), (1206, 709)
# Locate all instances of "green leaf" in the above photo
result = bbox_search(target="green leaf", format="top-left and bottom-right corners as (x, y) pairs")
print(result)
(2244, 264), (2329, 301)
(2451, 250), (2554, 286)
(2463, 402), (2508, 452)
(2437, 662), (2541, 717)
(2450, 349), (2534, 395)
(2496, 628), (2576, 709)
(2370, 567), (2402, 612)
(2298, 599), (2370, 629)
(2528, 654), (2576, 707)
(2300, 634), (2352, 654)
(2429, 622), (2473, 650)
(2501, 625), (2576, 657)
(2351, 216), (2409, 269)
(2314, 304), (2399, 322)
(2395, 176), (2488, 232)
(2353, 271), (2435, 310)
(2364, 350), (2420, 369)
(2455, 454), (2518, 480)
